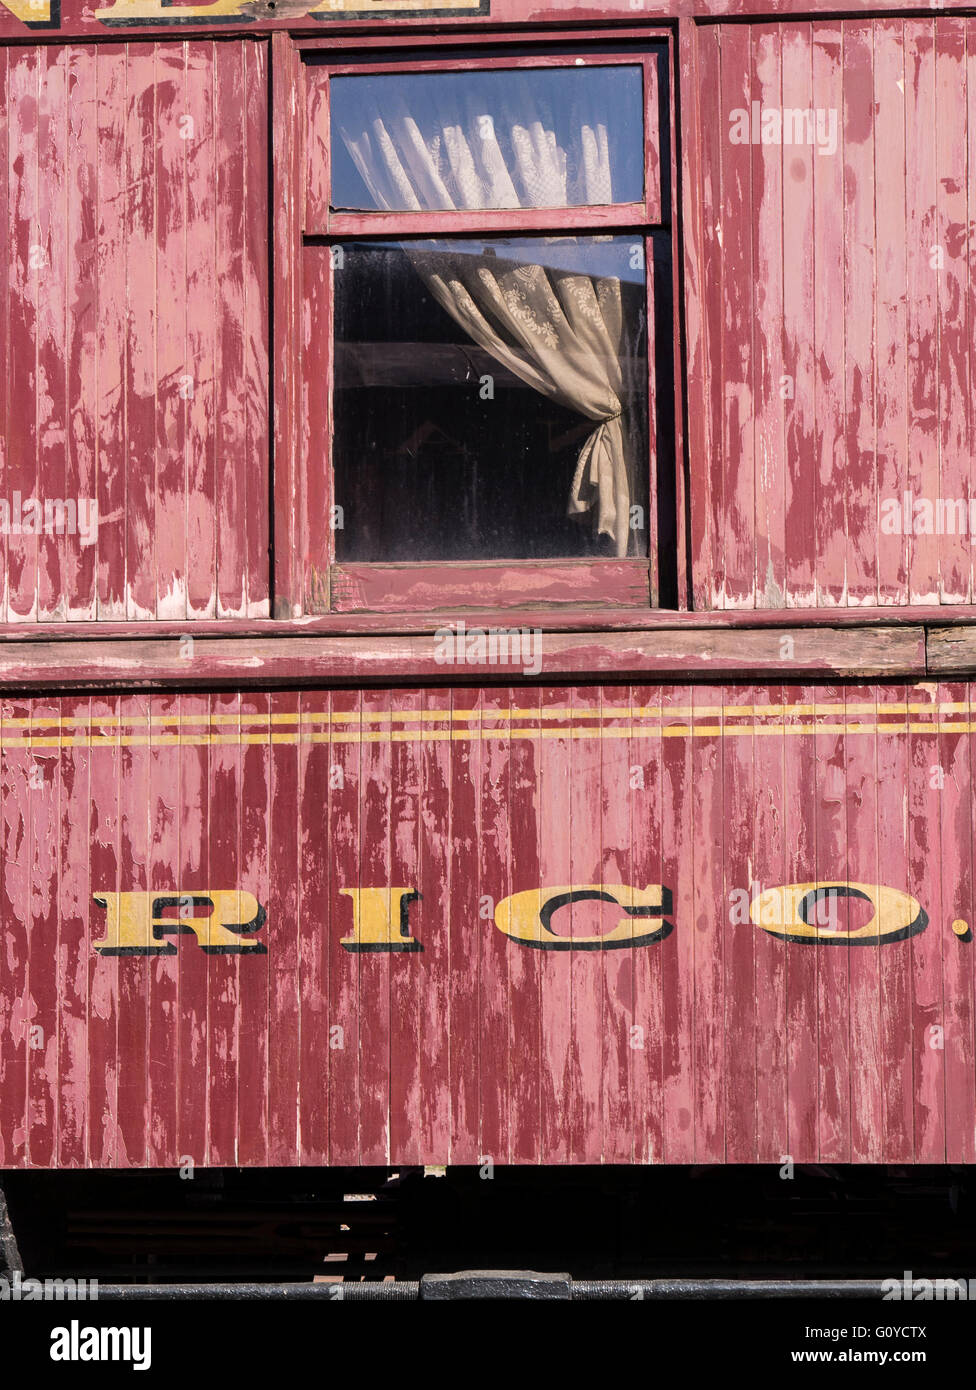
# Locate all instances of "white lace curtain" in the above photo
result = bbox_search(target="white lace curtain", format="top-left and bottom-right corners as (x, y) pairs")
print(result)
(337, 78), (613, 212)
(339, 90), (641, 558)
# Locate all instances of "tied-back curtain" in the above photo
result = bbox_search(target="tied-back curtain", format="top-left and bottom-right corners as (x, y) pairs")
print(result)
(337, 77), (613, 212)
(339, 88), (641, 557)
(416, 252), (636, 555)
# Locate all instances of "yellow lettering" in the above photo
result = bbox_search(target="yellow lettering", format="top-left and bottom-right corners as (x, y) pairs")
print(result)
(94, 0), (254, 24)
(92, 890), (266, 955)
(494, 884), (672, 950)
(1, 0), (53, 23)
(749, 882), (927, 944)
(339, 887), (422, 952)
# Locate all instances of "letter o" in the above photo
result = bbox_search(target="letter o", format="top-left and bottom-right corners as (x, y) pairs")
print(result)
(749, 882), (927, 944)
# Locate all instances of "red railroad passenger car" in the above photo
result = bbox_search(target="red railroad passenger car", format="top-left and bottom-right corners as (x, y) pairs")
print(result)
(2, 0), (976, 1197)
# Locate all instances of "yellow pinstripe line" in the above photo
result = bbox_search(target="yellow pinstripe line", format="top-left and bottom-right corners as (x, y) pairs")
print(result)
(4, 720), (975, 748)
(0, 700), (968, 731)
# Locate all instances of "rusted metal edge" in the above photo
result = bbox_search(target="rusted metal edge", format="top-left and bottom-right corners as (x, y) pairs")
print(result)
(0, 1182), (24, 1276)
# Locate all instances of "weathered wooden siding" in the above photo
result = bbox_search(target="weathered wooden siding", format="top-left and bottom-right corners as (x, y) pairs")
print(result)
(1, 683), (974, 1167)
(685, 18), (976, 611)
(0, 39), (269, 622)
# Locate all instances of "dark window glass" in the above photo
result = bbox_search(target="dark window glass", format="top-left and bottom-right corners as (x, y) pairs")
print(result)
(330, 67), (644, 213)
(331, 235), (649, 562)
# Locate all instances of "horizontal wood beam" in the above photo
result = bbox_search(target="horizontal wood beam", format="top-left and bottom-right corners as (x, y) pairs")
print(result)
(0, 627), (925, 690)
(925, 626), (976, 675)
(0, 605), (968, 644)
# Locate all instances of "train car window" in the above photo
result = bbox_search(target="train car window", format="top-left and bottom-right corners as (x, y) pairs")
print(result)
(329, 66), (645, 213)
(331, 236), (649, 562)
(301, 46), (671, 612)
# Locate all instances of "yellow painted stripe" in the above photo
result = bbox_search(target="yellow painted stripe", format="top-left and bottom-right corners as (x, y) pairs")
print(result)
(5, 720), (976, 749)
(0, 699), (967, 732)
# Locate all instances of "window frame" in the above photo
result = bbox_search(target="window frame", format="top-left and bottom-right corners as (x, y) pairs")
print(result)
(279, 29), (681, 617)
(305, 51), (662, 235)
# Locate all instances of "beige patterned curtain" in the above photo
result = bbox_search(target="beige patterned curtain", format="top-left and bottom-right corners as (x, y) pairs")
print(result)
(416, 250), (635, 555)
(339, 94), (640, 557)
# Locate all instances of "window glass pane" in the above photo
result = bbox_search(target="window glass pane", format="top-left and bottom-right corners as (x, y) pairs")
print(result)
(330, 66), (644, 212)
(331, 235), (649, 562)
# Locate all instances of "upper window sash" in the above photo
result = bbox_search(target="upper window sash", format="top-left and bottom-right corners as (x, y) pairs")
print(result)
(305, 52), (663, 235)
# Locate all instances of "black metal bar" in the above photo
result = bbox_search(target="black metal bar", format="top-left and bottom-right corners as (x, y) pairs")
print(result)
(571, 1280), (890, 1300)
(89, 1277), (889, 1300)
(93, 1282), (420, 1300)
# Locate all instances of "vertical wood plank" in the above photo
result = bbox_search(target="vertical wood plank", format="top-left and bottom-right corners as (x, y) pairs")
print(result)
(846, 683), (883, 1162)
(781, 24), (817, 609)
(0, 702), (30, 1165)
(177, 692), (209, 1168)
(243, 39), (270, 618)
(7, 49), (40, 620)
(419, 686), (454, 1163)
(570, 684), (603, 1163)
(95, 46), (127, 620)
(447, 686), (481, 1165)
(88, 696), (120, 1167)
(909, 687), (946, 1160)
(691, 685), (725, 1159)
(784, 686), (819, 1161)
(752, 27), (785, 608)
(0, 49), (8, 624)
(36, 47), (68, 622)
(268, 689), (300, 1166)
(207, 690), (241, 1165)
(27, 698), (60, 1166)
(237, 690), (270, 1166)
(877, 688), (914, 1159)
(724, 685), (757, 1162)
(696, 25), (726, 610)
(297, 691), (330, 1165)
(813, 685), (851, 1160)
(537, 687), (569, 1165)
(940, 683), (975, 1162)
(718, 26), (756, 609)
(65, 45), (98, 621)
(660, 683), (694, 1161)
(123, 45), (157, 622)
(327, 689), (361, 1165)
(812, 23), (846, 606)
(679, 21), (712, 614)
(601, 684), (636, 1164)
(935, 19), (971, 604)
(153, 42), (188, 624)
(58, 696), (90, 1167)
(874, 21), (910, 607)
(357, 687), (392, 1165)
(905, 21), (940, 605)
(389, 688), (423, 1165)
(147, 692), (180, 1166)
(184, 41), (217, 620)
(842, 23), (878, 607)
(271, 31), (303, 619)
(754, 685), (788, 1161)
(479, 686), (511, 1165)
(115, 694), (150, 1167)
(214, 42), (247, 619)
